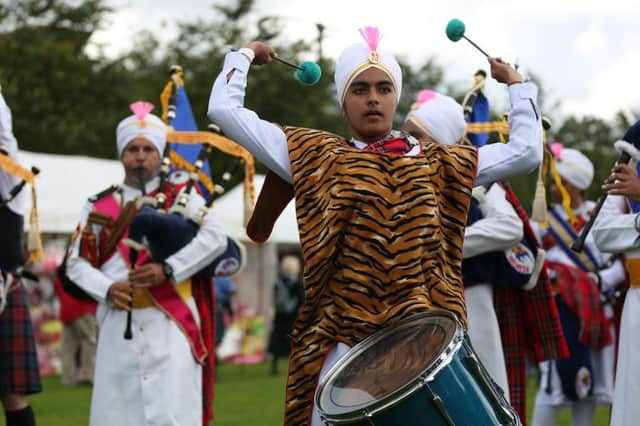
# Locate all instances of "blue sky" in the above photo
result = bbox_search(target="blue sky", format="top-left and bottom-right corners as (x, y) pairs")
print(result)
(94, 0), (640, 121)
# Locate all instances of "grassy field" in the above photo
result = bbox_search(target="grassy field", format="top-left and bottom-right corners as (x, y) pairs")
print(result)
(5, 359), (610, 425)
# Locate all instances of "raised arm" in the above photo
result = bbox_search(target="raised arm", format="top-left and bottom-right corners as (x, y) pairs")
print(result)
(208, 43), (292, 183)
(475, 59), (543, 186)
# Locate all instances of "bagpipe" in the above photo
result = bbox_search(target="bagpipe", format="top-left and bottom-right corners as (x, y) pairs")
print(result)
(123, 65), (256, 279)
(118, 66), (256, 340)
(460, 70), (547, 291)
(64, 67), (256, 307)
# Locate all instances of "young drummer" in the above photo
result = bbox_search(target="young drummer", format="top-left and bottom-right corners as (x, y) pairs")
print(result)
(208, 27), (542, 425)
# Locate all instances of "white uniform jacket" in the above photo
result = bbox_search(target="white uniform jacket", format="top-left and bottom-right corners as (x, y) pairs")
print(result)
(67, 178), (227, 426)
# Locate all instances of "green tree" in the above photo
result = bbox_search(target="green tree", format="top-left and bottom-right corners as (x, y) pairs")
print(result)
(0, 0), (136, 158)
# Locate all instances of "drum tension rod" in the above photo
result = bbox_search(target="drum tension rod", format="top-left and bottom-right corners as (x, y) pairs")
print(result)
(424, 383), (455, 426)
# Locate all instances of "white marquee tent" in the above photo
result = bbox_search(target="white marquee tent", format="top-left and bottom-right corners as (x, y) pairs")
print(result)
(20, 151), (124, 233)
(19, 150), (299, 244)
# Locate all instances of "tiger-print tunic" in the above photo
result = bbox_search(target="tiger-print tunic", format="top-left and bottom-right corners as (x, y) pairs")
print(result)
(283, 126), (478, 425)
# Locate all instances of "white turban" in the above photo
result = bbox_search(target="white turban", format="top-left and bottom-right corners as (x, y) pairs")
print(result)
(405, 90), (466, 145)
(334, 27), (402, 107)
(551, 145), (594, 190)
(116, 101), (167, 157)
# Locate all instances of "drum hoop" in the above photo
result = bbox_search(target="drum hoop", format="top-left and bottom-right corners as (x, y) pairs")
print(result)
(316, 311), (465, 423)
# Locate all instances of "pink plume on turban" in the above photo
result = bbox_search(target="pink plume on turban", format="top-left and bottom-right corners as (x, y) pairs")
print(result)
(130, 101), (155, 122)
(358, 26), (381, 52)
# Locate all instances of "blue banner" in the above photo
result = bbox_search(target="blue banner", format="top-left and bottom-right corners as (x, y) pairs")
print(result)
(466, 90), (490, 147)
(171, 86), (213, 201)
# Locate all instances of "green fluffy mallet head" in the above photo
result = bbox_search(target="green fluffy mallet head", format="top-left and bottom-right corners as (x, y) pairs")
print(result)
(446, 19), (466, 42)
(295, 61), (322, 85)
(445, 19), (490, 57)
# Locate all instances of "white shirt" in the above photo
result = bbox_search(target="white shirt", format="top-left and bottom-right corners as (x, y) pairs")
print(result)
(207, 51), (543, 186)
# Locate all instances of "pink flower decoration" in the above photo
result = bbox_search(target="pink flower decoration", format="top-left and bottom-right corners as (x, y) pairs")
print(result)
(130, 101), (154, 121)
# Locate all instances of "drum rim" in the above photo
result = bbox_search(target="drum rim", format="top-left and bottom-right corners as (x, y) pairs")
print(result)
(315, 310), (465, 423)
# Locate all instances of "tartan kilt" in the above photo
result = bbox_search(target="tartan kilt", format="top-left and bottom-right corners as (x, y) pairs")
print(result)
(0, 281), (42, 395)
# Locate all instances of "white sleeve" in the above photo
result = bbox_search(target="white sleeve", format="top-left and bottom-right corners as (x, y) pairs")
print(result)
(165, 191), (228, 283)
(592, 195), (640, 253)
(599, 256), (626, 293)
(0, 92), (18, 156)
(475, 82), (543, 186)
(208, 52), (292, 183)
(463, 184), (523, 259)
(0, 91), (27, 215)
(66, 202), (115, 302)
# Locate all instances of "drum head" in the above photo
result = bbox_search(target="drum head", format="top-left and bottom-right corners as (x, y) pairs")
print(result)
(317, 311), (459, 417)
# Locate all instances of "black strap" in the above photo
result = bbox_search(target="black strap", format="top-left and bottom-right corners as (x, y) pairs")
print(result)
(88, 184), (118, 203)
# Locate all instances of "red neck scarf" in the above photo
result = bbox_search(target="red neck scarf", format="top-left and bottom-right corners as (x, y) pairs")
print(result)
(360, 133), (415, 156)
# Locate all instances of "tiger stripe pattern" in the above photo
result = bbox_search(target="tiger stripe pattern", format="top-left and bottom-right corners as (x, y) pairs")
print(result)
(282, 126), (478, 425)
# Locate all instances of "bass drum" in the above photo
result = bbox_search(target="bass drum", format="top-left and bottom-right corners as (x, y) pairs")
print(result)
(315, 311), (520, 425)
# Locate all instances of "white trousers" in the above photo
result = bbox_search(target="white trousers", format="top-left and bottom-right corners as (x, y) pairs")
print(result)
(611, 289), (640, 426)
(465, 284), (510, 402)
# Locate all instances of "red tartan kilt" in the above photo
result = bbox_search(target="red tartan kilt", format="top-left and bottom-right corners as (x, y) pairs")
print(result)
(0, 282), (42, 395)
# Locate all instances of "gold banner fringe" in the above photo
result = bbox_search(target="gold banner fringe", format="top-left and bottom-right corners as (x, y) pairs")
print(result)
(166, 131), (256, 214)
(0, 154), (35, 182)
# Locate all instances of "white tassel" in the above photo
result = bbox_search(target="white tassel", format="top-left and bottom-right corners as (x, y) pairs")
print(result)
(530, 166), (548, 224)
(27, 185), (43, 263)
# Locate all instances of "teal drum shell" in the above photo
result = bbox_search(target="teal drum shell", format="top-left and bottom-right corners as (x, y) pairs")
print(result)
(315, 311), (521, 426)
